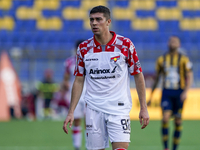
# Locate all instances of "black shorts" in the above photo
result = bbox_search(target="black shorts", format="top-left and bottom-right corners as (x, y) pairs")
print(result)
(44, 99), (51, 108)
(161, 88), (184, 118)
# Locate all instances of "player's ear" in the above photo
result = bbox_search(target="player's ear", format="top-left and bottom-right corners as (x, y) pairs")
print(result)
(107, 19), (111, 26)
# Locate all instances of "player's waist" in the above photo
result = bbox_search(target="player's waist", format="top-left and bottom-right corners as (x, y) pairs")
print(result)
(85, 101), (131, 116)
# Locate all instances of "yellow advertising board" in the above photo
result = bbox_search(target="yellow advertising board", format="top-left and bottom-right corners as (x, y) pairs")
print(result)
(130, 88), (200, 120)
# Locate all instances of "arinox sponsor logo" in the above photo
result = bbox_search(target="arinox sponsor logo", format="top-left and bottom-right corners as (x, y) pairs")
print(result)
(89, 68), (110, 74)
(86, 125), (92, 128)
(89, 66), (118, 74)
(111, 66), (117, 73)
(85, 58), (98, 61)
(86, 125), (92, 130)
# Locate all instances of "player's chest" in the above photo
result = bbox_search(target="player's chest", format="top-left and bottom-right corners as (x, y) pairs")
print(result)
(84, 52), (127, 72)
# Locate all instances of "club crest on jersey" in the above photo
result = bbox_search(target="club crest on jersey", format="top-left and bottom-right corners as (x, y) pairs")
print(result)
(110, 56), (120, 62)
(110, 55), (122, 71)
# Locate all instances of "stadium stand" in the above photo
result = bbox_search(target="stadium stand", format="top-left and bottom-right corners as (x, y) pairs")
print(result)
(156, 8), (182, 20)
(131, 18), (157, 30)
(81, 0), (107, 10)
(0, 17), (15, 30)
(129, 0), (155, 10)
(0, 0), (12, 10)
(113, 7), (134, 20)
(0, 0), (199, 86)
(62, 7), (87, 19)
(178, 0), (200, 10)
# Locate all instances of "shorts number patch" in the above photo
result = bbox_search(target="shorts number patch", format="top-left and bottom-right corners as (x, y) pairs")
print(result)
(121, 119), (130, 130)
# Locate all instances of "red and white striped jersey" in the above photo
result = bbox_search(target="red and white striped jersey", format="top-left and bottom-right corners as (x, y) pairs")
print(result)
(74, 31), (142, 115)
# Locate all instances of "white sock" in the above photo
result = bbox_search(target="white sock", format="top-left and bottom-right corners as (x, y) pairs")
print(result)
(72, 126), (82, 149)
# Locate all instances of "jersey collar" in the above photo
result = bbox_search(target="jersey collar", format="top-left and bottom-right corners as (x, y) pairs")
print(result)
(93, 31), (116, 47)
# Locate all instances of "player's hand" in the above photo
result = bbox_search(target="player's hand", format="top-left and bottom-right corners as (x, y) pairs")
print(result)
(139, 108), (150, 129)
(180, 90), (187, 102)
(63, 113), (74, 134)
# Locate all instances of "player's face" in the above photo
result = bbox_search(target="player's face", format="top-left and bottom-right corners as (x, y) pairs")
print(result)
(168, 37), (180, 52)
(90, 13), (111, 36)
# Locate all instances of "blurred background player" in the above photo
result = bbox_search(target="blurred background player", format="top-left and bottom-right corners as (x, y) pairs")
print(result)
(148, 36), (193, 150)
(64, 40), (86, 150)
(20, 89), (36, 120)
(37, 69), (58, 119)
(51, 82), (70, 119)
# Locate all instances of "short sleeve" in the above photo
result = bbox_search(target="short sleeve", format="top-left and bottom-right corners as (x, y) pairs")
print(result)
(74, 47), (85, 76)
(127, 41), (142, 75)
(184, 56), (193, 72)
(156, 56), (163, 74)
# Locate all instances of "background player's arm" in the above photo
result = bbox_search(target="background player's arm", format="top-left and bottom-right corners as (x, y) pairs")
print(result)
(64, 72), (70, 81)
(147, 57), (162, 106)
(147, 72), (160, 106)
(180, 58), (193, 101)
(150, 73), (160, 94)
(63, 72), (70, 91)
(69, 76), (84, 114)
(63, 59), (71, 91)
(180, 71), (193, 101)
(134, 72), (149, 129)
(63, 76), (85, 134)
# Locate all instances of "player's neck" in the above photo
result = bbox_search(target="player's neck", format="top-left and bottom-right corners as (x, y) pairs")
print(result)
(169, 48), (178, 55)
(94, 31), (113, 45)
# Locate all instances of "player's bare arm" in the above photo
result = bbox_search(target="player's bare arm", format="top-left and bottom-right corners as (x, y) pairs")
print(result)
(63, 76), (85, 134)
(147, 72), (160, 106)
(62, 72), (70, 91)
(134, 72), (150, 129)
(180, 71), (193, 101)
(64, 72), (70, 81)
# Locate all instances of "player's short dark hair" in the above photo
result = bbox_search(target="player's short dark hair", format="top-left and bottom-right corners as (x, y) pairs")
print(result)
(169, 35), (181, 42)
(90, 5), (111, 20)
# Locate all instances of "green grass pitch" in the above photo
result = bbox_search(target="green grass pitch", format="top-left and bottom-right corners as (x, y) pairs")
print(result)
(0, 120), (200, 150)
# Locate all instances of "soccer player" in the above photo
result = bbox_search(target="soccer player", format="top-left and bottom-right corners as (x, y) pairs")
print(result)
(51, 82), (70, 119)
(63, 5), (149, 150)
(63, 40), (86, 150)
(148, 36), (193, 150)
(37, 69), (57, 119)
